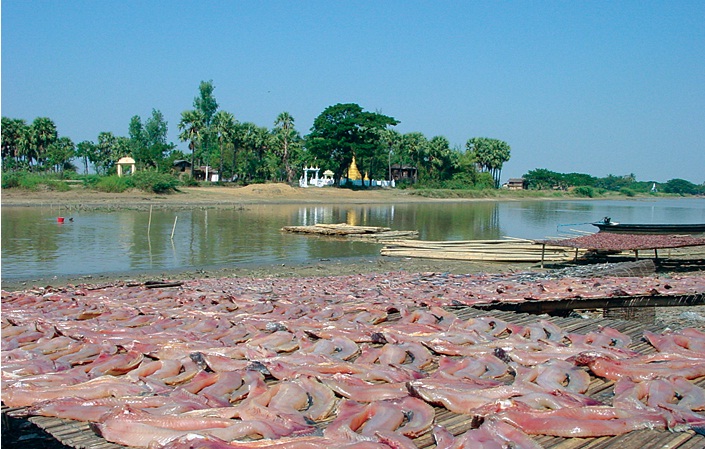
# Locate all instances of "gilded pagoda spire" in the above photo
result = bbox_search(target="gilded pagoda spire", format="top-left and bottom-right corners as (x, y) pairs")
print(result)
(347, 156), (362, 181)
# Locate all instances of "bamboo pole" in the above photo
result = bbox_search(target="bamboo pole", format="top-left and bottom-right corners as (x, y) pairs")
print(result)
(148, 205), (153, 236)
(170, 216), (178, 240)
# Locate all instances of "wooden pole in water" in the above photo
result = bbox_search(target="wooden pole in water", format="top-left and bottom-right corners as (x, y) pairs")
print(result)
(148, 205), (153, 236)
(170, 216), (178, 240)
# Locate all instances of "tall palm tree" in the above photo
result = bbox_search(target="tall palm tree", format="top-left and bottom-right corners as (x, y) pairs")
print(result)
(211, 110), (236, 179)
(178, 110), (205, 178)
(31, 117), (57, 170)
(273, 112), (298, 183)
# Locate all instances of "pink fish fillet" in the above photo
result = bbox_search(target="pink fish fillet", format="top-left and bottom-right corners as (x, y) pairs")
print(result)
(497, 406), (667, 437)
(573, 352), (705, 381)
(2, 375), (155, 408)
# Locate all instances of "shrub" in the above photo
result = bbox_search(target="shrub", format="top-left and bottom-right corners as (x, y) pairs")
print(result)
(619, 187), (636, 197)
(95, 175), (132, 193)
(1, 171), (71, 191)
(131, 171), (180, 194)
(81, 174), (102, 188)
(573, 186), (596, 198)
(181, 176), (200, 187)
(1, 171), (23, 189)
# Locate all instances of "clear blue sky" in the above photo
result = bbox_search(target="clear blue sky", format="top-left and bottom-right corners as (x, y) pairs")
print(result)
(2, 1), (704, 183)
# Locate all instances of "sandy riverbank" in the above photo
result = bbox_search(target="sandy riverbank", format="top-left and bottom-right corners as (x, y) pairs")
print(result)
(1, 183), (482, 209)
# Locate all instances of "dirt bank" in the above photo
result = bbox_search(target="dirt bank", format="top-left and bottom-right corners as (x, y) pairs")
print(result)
(1, 184), (468, 209)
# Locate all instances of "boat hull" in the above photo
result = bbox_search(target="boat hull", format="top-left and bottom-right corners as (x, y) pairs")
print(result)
(592, 223), (705, 235)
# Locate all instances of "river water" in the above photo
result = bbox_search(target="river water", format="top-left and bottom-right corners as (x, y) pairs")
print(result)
(2, 198), (704, 281)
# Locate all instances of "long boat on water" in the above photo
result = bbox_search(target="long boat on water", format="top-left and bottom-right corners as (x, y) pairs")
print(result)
(592, 218), (705, 234)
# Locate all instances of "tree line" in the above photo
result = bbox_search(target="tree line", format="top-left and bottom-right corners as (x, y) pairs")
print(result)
(523, 169), (705, 195)
(2, 80), (513, 189)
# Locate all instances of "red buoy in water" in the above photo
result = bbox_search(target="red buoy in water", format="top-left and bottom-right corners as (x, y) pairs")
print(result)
(57, 217), (65, 223)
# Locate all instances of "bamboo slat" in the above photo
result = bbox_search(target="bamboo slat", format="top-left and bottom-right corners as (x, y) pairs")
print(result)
(282, 223), (418, 241)
(381, 238), (588, 262)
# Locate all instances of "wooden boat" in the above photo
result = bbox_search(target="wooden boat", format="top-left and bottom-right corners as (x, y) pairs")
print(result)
(592, 217), (705, 234)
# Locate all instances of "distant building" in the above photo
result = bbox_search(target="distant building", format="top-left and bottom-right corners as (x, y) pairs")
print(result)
(173, 160), (192, 179)
(390, 164), (417, 183)
(504, 178), (527, 190)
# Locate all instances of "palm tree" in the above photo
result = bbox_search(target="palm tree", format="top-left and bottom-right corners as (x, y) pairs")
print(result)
(30, 117), (57, 170)
(273, 112), (298, 183)
(178, 110), (206, 178)
(211, 110), (236, 179)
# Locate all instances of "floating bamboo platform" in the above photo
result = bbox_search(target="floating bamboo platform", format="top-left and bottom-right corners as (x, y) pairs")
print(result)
(282, 223), (419, 241)
(381, 237), (583, 262)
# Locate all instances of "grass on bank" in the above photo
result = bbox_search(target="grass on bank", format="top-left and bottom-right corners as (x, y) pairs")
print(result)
(2, 171), (181, 194)
(1, 171), (701, 200)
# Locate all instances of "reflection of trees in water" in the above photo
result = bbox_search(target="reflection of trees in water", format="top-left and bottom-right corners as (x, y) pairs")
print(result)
(517, 201), (595, 226)
(398, 203), (501, 241)
(7, 200), (703, 279)
(1, 209), (61, 271)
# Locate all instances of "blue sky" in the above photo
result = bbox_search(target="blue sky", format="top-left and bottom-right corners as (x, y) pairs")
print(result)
(2, 1), (704, 183)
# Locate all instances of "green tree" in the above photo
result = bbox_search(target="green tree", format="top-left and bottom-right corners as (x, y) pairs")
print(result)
(75, 140), (95, 174)
(400, 132), (428, 182)
(212, 110), (237, 179)
(1, 117), (30, 170)
(178, 109), (206, 177)
(234, 122), (272, 182)
(193, 80), (219, 169)
(305, 103), (398, 183)
(595, 174), (635, 191)
(377, 128), (402, 181)
(46, 136), (75, 173)
(30, 117), (58, 170)
(128, 115), (147, 167)
(194, 80), (219, 126)
(466, 137), (511, 188)
(663, 178), (699, 195)
(424, 136), (458, 183)
(523, 168), (563, 190)
(563, 172), (597, 188)
(273, 112), (302, 183)
(144, 109), (174, 171)
(93, 132), (128, 175)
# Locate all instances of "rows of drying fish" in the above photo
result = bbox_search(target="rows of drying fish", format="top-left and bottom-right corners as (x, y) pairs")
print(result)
(2, 270), (705, 449)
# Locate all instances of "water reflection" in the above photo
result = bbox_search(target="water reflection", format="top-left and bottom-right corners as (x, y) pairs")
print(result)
(2, 198), (704, 280)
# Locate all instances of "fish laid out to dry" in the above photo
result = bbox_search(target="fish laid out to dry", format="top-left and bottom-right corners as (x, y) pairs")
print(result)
(2, 270), (705, 449)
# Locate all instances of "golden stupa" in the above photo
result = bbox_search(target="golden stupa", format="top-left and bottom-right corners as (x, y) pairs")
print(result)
(347, 156), (362, 181)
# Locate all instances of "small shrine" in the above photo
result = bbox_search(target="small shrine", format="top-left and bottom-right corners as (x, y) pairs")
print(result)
(116, 157), (136, 177)
(300, 165), (334, 188)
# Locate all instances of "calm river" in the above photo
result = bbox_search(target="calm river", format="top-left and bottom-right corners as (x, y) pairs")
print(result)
(2, 198), (704, 281)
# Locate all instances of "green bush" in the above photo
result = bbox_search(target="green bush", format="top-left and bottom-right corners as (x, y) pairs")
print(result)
(81, 174), (102, 188)
(1, 171), (71, 191)
(573, 186), (596, 198)
(95, 175), (132, 193)
(619, 187), (636, 197)
(181, 176), (200, 187)
(1, 171), (23, 189)
(131, 171), (180, 194)
(44, 179), (71, 192)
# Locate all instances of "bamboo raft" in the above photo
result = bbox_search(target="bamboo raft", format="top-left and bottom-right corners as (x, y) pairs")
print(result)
(282, 223), (419, 241)
(381, 237), (583, 262)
